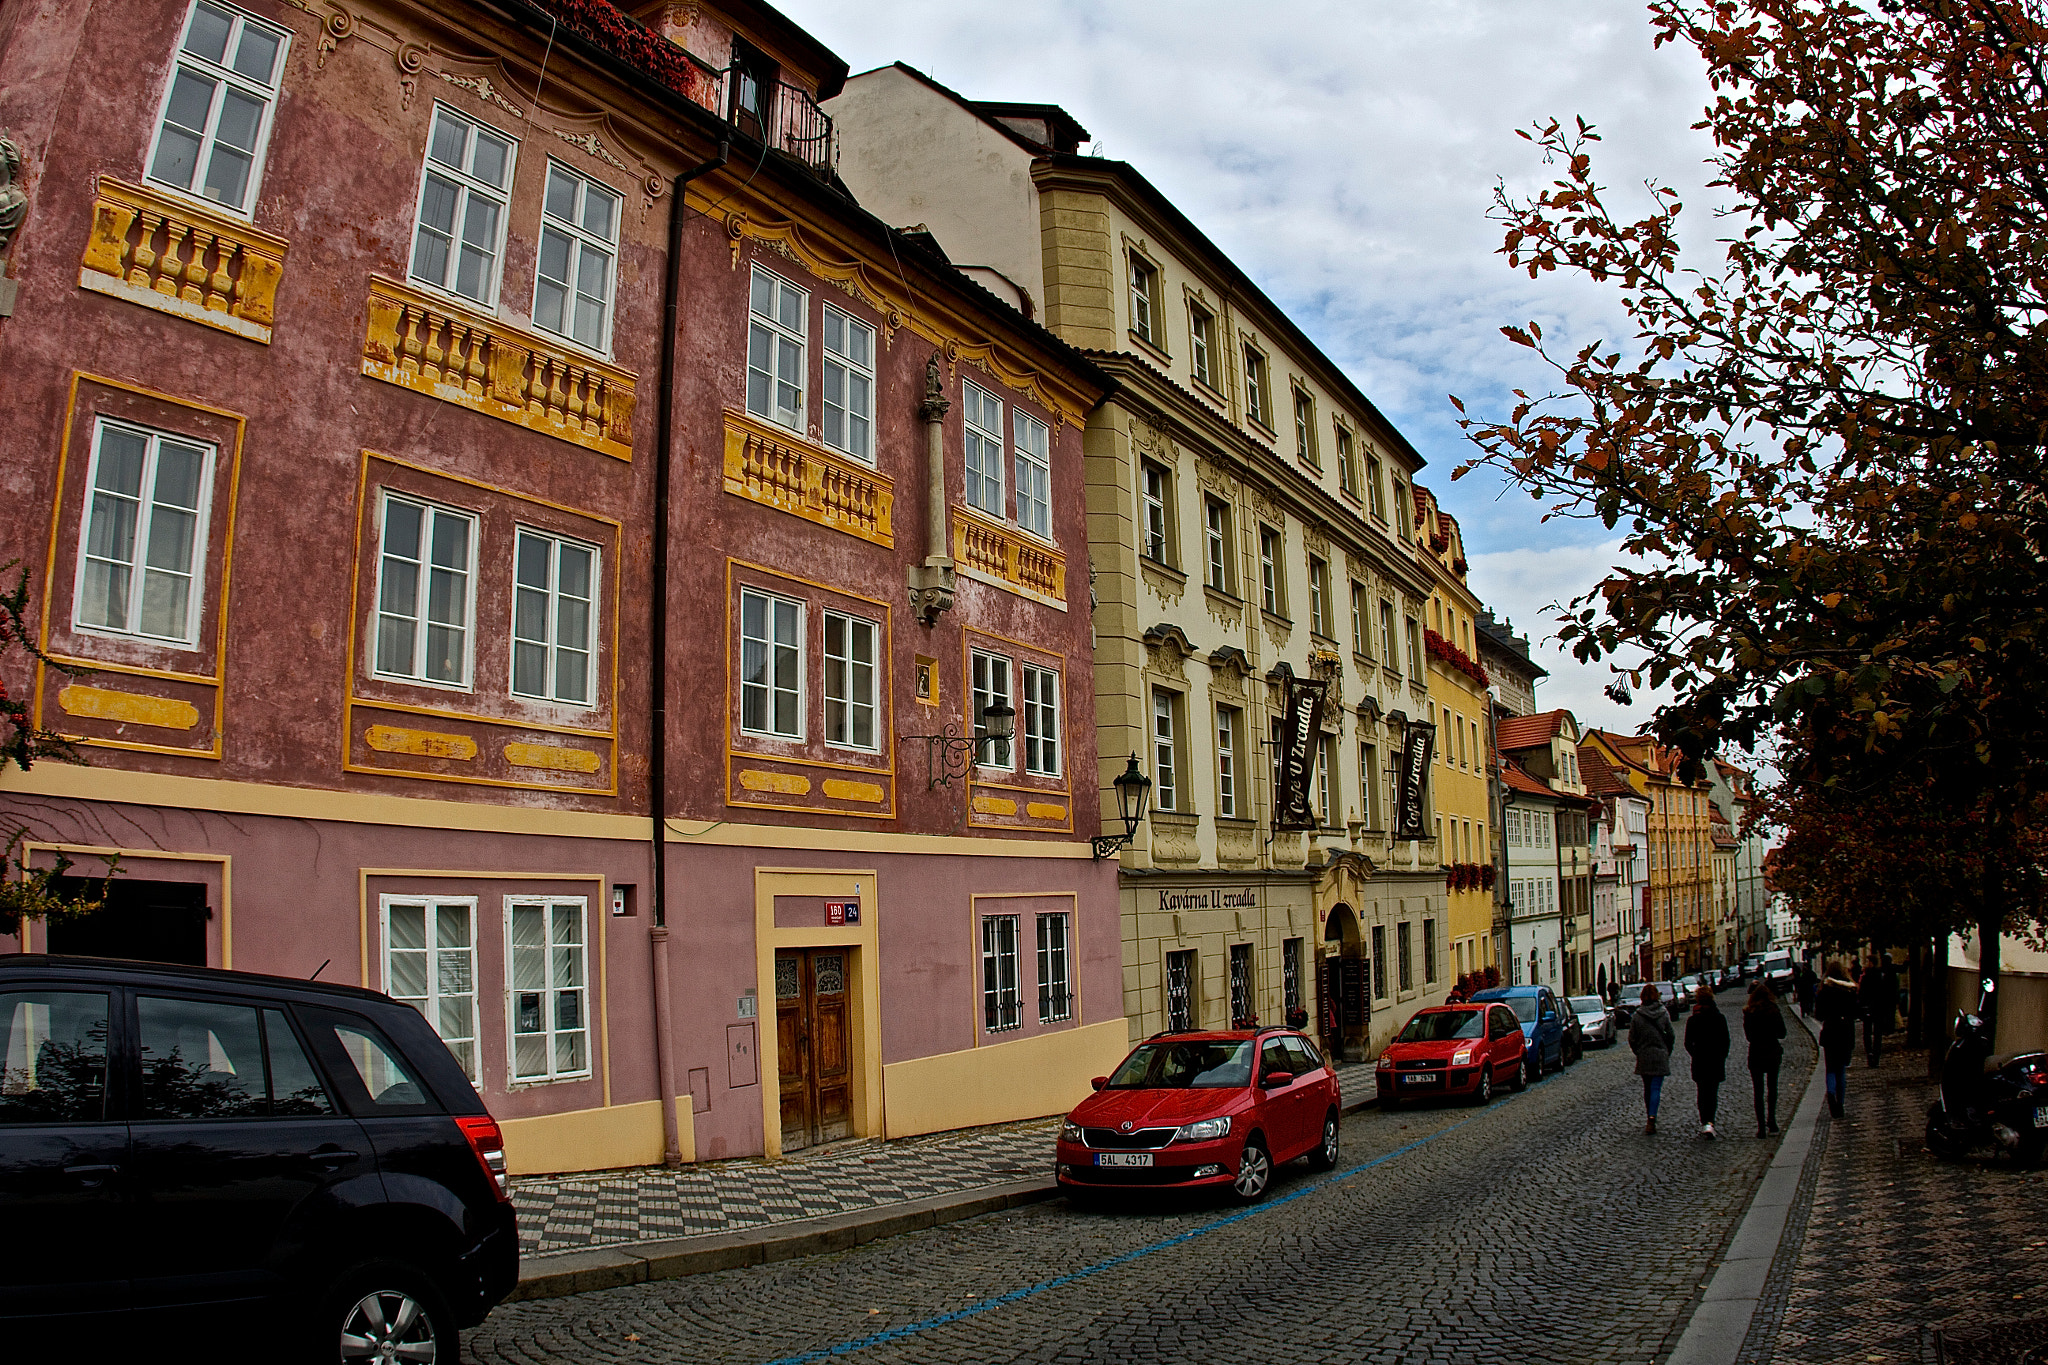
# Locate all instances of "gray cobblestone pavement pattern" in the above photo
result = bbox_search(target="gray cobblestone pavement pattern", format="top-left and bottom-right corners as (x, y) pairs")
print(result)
(468, 992), (1813, 1364)
(1734, 1028), (2048, 1365)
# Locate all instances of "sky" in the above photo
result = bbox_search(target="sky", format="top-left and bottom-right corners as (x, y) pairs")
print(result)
(778, 0), (1728, 732)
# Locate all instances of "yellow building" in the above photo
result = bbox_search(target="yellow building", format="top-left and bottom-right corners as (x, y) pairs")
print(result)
(1413, 487), (1495, 983)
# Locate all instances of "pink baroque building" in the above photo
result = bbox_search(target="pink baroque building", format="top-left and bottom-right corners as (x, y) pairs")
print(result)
(0, 0), (1121, 1171)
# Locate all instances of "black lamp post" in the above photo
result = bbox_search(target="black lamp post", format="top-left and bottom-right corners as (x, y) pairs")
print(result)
(1092, 754), (1153, 860)
(905, 700), (1016, 789)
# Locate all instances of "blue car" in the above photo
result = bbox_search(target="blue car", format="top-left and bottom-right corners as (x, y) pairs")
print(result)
(1470, 985), (1571, 1083)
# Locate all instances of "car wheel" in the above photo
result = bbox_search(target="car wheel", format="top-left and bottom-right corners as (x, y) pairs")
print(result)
(1230, 1136), (1272, 1204)
(1475, 1069), (1493, 1105)
(321, 1259), (457, 1365)
(1527, 1051), (1543, 1085)
(1509, 1056), (1528, 1093)
(1308, 1111), (1340, 1170)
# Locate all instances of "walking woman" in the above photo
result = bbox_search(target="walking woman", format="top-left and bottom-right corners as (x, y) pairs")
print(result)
(1630, 982), (1676, 1135)
(1685, 984), (1730, 1138)
(1816, 961), (1859, 1118)
(1744, 980), (1786, 1136)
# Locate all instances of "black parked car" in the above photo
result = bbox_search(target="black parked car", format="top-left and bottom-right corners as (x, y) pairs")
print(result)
(0, 955), (517, 1359)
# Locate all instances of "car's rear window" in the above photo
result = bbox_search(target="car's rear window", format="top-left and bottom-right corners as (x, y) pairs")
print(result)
(1397, 1010), (1484, 1043)
(1106, 1040), (1254, 1089)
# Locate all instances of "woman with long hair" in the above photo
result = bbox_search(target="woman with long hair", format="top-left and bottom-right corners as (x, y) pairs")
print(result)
(1629, 982), (1676, 1134)
(1743, 979), (1787, 1136)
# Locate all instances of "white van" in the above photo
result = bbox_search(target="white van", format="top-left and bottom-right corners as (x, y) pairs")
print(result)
(1760, 951), (1794, 990)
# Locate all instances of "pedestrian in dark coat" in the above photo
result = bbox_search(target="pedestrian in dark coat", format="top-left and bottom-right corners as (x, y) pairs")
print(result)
(1743, 981), (1786, 1136)
(1629, 984), (1675, 1135)
(1859, 954), (1893, 1067)
(1817, 962), (1859, 1118)
(1685, 985), (1730, 1138)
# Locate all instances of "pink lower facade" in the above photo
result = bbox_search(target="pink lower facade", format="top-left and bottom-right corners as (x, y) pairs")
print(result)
(1, 782), (1127, 1172)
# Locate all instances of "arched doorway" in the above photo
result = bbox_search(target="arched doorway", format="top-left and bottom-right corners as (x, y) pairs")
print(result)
(1319, 903), (1367, 1062)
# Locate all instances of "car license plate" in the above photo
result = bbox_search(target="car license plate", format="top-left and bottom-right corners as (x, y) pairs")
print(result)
(2035, 1106), (2047, 1129)
(1401, 1072), (1441, 1085)
(1095, 1152), (1154, 1167)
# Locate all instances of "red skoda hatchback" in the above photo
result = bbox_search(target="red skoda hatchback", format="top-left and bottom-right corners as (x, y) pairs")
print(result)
(1056, 1028), (1341, 1204)
(1375, 1003), (1527, 1107)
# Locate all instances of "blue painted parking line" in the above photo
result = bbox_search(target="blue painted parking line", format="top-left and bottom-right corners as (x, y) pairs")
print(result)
(756, 1094), (1516, 1365)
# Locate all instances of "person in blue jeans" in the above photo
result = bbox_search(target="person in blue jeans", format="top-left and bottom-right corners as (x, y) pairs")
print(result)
(1817, 961), (1859, 1118)
(1630, 982), (1676, 1135)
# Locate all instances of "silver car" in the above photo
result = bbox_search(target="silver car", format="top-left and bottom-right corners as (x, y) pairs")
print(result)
(1569, 993), (1616, 1046)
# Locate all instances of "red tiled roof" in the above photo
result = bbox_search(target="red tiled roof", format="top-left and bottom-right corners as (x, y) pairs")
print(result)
(1577, 744), (1634, 797)
(1497, 709), (1570, 751)
(1501, 760), (1555, 798)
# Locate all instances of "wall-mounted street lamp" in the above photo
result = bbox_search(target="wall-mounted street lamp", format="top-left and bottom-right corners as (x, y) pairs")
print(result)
(1092, 754), (1153, 860)
(905, 701), (1014, 790)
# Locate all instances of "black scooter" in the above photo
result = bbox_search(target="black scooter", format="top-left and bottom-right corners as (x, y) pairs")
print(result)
(1925, 976), (2048, 1166)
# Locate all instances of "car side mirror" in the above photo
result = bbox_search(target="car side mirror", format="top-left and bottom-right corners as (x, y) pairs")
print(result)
(1261, 1070), (1294, 1089)
(1090, 1076), (1108, 1091)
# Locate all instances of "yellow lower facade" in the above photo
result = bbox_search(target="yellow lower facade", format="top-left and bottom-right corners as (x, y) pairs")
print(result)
(881, 1018), (1134, 1137)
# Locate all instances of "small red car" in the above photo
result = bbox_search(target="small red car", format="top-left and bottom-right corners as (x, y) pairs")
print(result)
(1055, 1027), (1341, 1204)
(1375, 1003), (1527, 1107)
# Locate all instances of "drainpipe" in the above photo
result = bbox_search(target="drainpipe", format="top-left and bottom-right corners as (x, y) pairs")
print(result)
(907, 352), (955, 625)
(648, 138), (728, 1170)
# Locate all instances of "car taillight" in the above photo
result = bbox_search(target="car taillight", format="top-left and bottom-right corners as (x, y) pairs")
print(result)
(456, 1114), (511, 1203)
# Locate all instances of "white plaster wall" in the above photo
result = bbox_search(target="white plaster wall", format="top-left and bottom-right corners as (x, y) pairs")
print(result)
(828, 69), (1047, 307)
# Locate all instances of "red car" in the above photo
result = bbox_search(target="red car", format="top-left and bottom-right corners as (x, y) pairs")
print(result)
(1056, 1027), (1342, 1204)
(1375, 1003), (1527, 1107)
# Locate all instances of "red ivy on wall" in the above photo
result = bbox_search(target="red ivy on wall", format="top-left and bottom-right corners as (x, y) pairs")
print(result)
(1424, 627), (1491, 689)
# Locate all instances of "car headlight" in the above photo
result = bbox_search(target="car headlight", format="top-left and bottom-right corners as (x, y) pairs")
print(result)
(1451, 1048), (1474, 1066)
(1173, 1116), (1232, 1142)
(1377, 1056), (1393, 1070)
(1060, 1120), (1083, 1144)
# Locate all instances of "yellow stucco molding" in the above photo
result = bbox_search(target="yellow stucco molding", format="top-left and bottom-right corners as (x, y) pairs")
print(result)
(78, 176), (286, 344)
(58, 685), (200, 731)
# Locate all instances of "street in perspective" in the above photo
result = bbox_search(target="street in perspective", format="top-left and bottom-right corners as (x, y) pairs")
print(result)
(4, 0), (2048, 1362)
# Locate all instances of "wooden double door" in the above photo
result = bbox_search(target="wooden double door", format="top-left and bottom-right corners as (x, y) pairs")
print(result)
(776, 948), (853, 1152)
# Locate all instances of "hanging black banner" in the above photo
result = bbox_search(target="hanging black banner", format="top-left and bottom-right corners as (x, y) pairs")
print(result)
(1272, 677), (1329, 830)
(1393, 719), (1436, 839)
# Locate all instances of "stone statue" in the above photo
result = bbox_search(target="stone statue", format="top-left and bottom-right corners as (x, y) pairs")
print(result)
(918, 351), (950, 422)
(0, 138), (26, 255)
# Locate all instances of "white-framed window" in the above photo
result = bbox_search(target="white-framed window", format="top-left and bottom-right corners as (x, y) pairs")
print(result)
(963, 382), (1004, 516)
(1294, 389), (1318, 466)
(1406, 616), (1424, 679)
(506, 897), (588, 1082)
(740, 587), (803, 738)
(822, 306), (875, 461)
(534, 161), (620, 353)
(1367, 454), (1386, 520)
(1360, 742), (1381, 828)
(822, 610), (878, 751)
(1021, 663), (1060, 777)
(1351, 582), (1369, 657)
(746, 266), (806, 430)
(382, 897), (478, 1080)
(1037, 913), (1071, 1023)
(511, 529), (596, 705)
(1258, 525), (1282, 615)
(1128, 252), (1157, 345)
(1308, 557), (1329, 637)
(1142, 464), (1169, 562)
(1379, 600), (1397, 669)
(74, 418), (214, 646)
(1337, 427), (1357, 495)
(1244, 345), (1269, 427)
(971, 648), (1012, 770)
(374, 493), (476, 688)
(1316, 734), (1336, 827)
(1152, 689), (1180, 811)
(1205, 498), (1230, 591)
(409, 104), (517, 306)
(982, 913), (1021, 1032)
(1190, 304), (1215, 388)
(1216, 705), (1239, 818)
(145, 0), (288, 215)
(1014, 410), (1052, 540)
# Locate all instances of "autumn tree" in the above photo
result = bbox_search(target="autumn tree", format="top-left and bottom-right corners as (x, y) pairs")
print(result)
(1455, 0), (2048, 1000)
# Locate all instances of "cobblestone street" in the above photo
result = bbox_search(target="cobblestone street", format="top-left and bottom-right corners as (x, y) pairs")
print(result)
(1738, 1032), (2048, 1365)
(466, 994), (1813, 1364)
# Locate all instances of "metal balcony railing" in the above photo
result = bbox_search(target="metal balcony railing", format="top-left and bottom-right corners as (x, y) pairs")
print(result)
(717, 65), (837, 178)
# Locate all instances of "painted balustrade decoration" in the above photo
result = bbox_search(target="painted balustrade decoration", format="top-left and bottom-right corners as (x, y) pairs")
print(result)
(360, 275), (636, 461)
(953, 508), (1065, 605)
(78, 177), (287, 344)
(721, 408), (894, 547)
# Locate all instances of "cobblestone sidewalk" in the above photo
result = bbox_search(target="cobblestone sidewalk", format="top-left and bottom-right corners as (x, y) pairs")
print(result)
(1739, 1038), (2048, 1365)
(511, 1062), (1379, 1258)
(511, 1117), (1060, 1256)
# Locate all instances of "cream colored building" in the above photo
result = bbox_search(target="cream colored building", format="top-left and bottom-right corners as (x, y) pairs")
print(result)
(830, 66), (1454, 1059)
